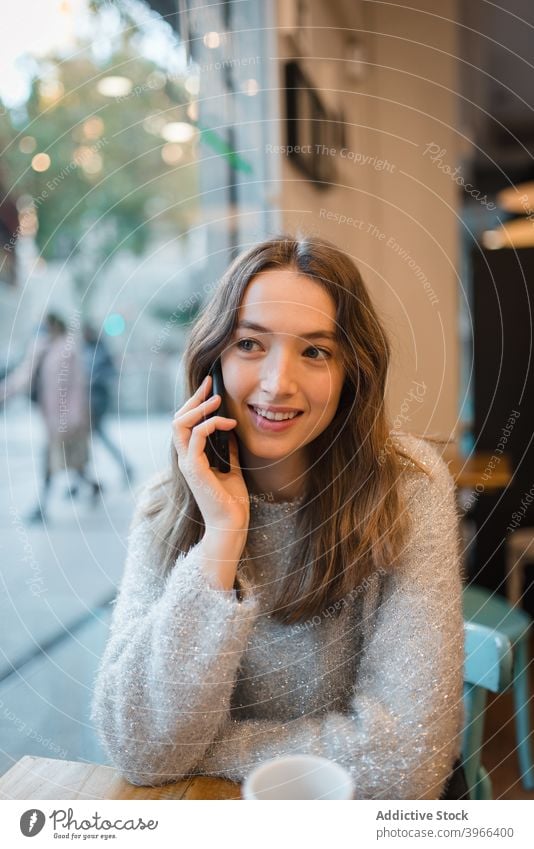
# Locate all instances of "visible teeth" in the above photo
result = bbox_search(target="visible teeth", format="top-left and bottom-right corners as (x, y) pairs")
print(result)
(253, 406), (299, 421)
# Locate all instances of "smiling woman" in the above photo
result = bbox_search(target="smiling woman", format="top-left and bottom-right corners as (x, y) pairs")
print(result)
(144, 233), (413, 618)
(220, 267), (346, 500)
(91, 234), (465, 800)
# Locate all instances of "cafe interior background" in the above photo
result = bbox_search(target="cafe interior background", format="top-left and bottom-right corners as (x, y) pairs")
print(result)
(0, 0), (533, 799)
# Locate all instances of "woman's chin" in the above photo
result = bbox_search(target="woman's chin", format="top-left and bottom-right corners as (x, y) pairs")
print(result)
(240, 433), (310, 465)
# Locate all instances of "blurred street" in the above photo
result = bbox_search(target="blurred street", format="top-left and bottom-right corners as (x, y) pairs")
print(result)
(0, 400), (171, 776)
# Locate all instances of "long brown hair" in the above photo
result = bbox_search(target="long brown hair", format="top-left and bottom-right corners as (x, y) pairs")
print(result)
(144, 234), (430, 624)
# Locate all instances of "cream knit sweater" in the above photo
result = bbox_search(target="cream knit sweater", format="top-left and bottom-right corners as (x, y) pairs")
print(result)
(90, 433), (464, 799)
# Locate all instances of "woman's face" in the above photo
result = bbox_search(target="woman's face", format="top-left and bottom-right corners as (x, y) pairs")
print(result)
(220, 268), (346, 463)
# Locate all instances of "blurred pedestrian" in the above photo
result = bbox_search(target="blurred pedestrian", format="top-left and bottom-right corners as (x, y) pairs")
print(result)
(0, 312), (101, 522)
(82, 323), (133, 485)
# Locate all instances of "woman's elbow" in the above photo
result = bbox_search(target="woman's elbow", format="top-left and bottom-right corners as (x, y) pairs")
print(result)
(95, 725), (203, 786)
(91, 683), (212, 783)
(101, 741), (198, 786)
(119, 766), (188, 787)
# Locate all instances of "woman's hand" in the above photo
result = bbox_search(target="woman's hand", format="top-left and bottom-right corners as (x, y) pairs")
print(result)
(172, 374), (250, 535)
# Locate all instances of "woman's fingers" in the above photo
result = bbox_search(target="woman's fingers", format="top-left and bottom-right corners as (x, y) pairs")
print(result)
(172, 393), (220, 451)
(188, 415), (237, 453)
(172, 377), (239, 475)
(175, 374), (211, 417)
(180, 415), (236, 471)
(175, 393), (220, 424)
(169, 375), (249, 535)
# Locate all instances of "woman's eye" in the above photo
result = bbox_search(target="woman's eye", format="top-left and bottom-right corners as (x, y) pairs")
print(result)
(236, 338), (260, 352)
(235, 339), (331, 359)
(305, 346), (331, 360)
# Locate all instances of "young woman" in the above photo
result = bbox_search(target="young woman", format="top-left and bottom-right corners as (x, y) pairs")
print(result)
(91, 235), (465, 799)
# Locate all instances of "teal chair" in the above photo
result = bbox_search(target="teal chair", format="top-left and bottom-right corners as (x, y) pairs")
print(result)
(463, 620), (514, 798)
(464, 585), (534, 790)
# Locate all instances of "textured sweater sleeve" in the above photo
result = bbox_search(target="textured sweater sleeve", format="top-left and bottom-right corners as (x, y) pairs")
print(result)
(196, 451), (465, 799)
(90, 499), (259, 786)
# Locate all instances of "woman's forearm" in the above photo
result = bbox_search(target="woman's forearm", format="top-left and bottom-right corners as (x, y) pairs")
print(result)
(199, 528), (248, 591)
(91, 515), (257, 785)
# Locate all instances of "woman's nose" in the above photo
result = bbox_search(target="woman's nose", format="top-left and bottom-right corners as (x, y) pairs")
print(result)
(259, 352), (298, 396)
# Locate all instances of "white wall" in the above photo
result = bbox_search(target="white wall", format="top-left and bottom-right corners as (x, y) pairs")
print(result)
(274, 0), (460, 440)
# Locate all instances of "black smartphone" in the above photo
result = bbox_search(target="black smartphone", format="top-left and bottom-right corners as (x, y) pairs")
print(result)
(204, 360), (231, 473)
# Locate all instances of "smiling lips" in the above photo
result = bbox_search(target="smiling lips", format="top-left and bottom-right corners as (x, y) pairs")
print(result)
(247, 405), (304, 431)
(251, 405), (301, 419)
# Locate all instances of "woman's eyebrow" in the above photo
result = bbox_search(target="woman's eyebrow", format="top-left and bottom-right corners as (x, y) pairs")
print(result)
(236, 320), (337, 341)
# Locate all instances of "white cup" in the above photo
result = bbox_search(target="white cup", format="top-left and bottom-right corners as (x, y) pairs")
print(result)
(242, 754), (355, 800)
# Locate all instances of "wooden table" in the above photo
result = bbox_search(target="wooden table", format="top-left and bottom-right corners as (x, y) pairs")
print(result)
(0, 756), (241, 800)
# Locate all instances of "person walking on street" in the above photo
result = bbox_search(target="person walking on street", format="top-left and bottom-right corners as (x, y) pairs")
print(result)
(1, 312), (101, 522)
(82, 323), (133, 485)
